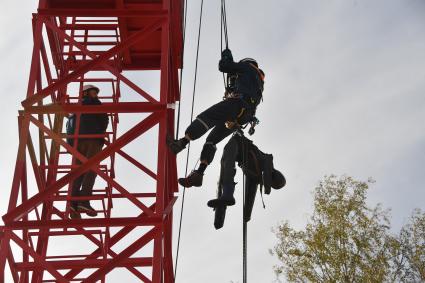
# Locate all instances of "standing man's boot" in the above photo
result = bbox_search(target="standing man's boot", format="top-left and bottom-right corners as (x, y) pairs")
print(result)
(77, 201), (98, 217)
(69, 201), (81, 219)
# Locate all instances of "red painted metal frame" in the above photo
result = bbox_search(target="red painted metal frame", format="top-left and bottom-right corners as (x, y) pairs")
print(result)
(1, 0), (182, 282)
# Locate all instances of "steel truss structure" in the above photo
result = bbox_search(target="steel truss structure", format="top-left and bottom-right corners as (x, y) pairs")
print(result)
(1, 0), (183, 282)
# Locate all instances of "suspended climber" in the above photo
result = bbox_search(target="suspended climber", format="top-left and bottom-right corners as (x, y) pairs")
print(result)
(208, 131), (285, 208)
(209, 129), (286, 230)
(167, 48), (265, 188)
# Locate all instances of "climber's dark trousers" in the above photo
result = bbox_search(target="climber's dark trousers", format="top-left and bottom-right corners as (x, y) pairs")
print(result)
(218, 135), (259, 221)
(184, 98), (249, 164)
(185, 98), (245, 140)
(220, 134), (262, 188)
(220, 136), (239, 186)
(198, 124), (233, 164)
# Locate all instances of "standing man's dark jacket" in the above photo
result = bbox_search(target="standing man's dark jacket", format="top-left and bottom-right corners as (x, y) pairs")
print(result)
(78, 96), (109, 140)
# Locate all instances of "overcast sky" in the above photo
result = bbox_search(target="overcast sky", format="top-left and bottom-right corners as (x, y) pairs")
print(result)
(1, 1), (425, 282)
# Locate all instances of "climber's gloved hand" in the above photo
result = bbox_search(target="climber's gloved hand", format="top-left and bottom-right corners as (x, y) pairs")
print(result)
(221, 48), (233, 62)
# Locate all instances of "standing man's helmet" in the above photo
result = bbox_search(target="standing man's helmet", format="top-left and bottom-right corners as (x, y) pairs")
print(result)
(82, 84), (100, 94)
(239, 58), (258, 67)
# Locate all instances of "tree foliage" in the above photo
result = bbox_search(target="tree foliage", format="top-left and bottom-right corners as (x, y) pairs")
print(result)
(391, 209), (425, 282)
(270, 175), (424, 283)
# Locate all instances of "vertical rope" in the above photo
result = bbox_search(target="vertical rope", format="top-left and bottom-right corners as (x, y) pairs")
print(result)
(174, 0), (205, 280)
(220, 0), (229, 90)
(221, 0), (229, 49)
(175, 0), (188, 139)
(241, 133), (248, 283)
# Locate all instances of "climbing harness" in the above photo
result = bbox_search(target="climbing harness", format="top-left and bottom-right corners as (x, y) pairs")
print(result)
(248, 117), (259, 136)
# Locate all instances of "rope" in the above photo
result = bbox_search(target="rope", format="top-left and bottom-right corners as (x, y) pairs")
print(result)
(175, 0), (188, 139)
(220, 0), (229, 89)
(241, 132), (248, 283)
(221, 0), (229, 49)
(174, 0), (205, 280)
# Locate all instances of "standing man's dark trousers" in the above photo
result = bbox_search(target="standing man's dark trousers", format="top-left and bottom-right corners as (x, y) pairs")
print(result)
(71, 139), (103, 209)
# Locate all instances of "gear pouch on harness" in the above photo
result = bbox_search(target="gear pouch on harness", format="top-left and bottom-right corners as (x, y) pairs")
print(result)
(235, 101), (256, 126)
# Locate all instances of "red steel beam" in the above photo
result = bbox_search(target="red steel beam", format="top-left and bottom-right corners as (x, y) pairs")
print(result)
(38, 9), (167, 18)
(63, 205), (156, 281)
(50, 204), (157, 282)
(22, 17), (165, 107)
(5, 216), (157, 282)
(60, 24), (118, 31)
(29, 114), (158, 216)
(83, 227), (158, 283)
(3, 112), (160, 223)
(25, 19), (44, 100)
(9, 232), (68, 283)
(44, 17), (159, 102)
(25, 102), (167, 114)
(3, 216), (161, 230)
(0, 115), (31, 280)
(152, 10), (171, 281)
(49, 192), (157, 201)
(44, 17), (158, 100)
(2, 0), (183, 281)
(31, 115), (157, 221)
(15, 257), (153, 270)
(113, 147), (157, 180)
(116, 0), (132, 65)
(43, 2), (162, 10)
(6, 246), (19, 283)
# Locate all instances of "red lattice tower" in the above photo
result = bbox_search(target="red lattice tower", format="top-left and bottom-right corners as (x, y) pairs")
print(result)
(0, 0), (183, 282)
